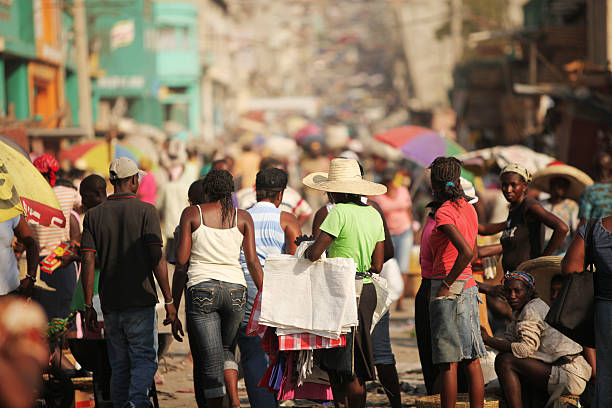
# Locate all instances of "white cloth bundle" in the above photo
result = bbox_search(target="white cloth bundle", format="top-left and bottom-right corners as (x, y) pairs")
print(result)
(259, 250), (358, 340)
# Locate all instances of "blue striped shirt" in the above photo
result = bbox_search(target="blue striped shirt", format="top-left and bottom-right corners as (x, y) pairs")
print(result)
(240, 201), (285, 323)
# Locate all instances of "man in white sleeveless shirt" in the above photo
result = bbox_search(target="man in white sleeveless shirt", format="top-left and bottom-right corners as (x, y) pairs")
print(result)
(238, 168), (301, 407)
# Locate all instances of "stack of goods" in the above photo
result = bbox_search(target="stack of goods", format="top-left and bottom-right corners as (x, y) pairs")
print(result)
(247, 247), (359, 401)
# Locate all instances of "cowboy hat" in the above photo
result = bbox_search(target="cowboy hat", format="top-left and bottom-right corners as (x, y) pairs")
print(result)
(532, 164), (594, 201)
(302, 158), (387, 196)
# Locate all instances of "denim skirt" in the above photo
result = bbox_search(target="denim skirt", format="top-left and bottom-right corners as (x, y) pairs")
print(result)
(429, 280), (486, 365)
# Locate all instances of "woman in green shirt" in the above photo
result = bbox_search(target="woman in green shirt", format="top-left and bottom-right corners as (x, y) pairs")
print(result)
(303, 158), (387, 408)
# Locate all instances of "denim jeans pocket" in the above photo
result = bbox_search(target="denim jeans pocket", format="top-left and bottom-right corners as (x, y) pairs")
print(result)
(190, 287), (216, 313)
(229, 288), (246, 312)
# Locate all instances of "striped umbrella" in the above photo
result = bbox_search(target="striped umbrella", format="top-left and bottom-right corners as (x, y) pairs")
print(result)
(60, 139), (142, 175)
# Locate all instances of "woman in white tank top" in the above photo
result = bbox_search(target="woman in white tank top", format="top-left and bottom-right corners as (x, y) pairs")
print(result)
(166, 170), (263, 408)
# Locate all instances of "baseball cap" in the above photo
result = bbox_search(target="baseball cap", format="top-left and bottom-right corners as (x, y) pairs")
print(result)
(109, 157), (146, 181)
(256, 168), (288, 192)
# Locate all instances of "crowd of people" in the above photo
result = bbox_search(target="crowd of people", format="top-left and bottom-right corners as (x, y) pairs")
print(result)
(1, 137), (611, 408)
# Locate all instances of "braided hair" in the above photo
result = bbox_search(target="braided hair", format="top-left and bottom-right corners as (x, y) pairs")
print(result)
(429, 157), (464, 204)
(202, 169), (235, 225)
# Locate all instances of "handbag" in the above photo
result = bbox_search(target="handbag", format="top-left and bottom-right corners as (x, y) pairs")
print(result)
(544, 219), (597, 347)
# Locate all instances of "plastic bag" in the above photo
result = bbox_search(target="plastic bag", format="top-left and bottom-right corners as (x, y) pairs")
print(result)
(380, 259), (403, 302)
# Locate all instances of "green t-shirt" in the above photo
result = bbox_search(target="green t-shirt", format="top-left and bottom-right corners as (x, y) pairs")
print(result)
(320, 202), (385, 274)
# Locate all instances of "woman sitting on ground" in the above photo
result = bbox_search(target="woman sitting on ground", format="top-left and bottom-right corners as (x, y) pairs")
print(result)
(480, 271), (591, 407)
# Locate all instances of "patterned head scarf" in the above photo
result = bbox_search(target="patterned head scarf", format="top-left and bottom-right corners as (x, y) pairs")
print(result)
(33, 154), (60, 187)
(502, 270), (535, 289)
(500, 163), (532, 184)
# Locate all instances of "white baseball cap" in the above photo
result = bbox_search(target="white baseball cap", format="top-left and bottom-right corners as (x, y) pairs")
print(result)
(109, 157), (146, 180)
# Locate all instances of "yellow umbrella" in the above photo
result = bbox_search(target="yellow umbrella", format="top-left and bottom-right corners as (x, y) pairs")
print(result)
(0, 141), (65, 227)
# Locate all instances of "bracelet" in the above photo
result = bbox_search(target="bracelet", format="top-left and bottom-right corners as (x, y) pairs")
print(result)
(442, 280), (451, 290)
(84, 304), (94, 309)
(25, 273), (36, 282)
(164, 298), (174, 305)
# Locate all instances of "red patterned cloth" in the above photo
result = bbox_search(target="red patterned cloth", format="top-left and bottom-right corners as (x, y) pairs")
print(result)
(33, 154), (59, 187)
(246, 290), (267, 337)
(278, 333), (346, 351)
(248, 289), (346, 351)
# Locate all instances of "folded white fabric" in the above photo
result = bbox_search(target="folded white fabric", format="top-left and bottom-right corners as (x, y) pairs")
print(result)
(259, 252), (358, 339)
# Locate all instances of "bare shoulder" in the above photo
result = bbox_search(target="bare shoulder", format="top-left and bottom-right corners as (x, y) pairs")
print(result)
(281, 211), (300, 226)
(237, 209), (253, 223)
(182, 204), (200, 217)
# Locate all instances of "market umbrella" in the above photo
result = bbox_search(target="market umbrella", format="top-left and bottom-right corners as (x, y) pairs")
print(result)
(0, 141), (65, 227)
(60, 140), (140, 174)
(374, 125), (475, 182)
(0, 134), (30, 160)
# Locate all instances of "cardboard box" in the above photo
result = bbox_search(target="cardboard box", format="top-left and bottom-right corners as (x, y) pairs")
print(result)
(74, 389), (95, 408)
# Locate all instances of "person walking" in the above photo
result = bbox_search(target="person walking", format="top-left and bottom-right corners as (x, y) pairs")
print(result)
(236, 157), (313, 226)
(166, 169), (264, 408)
(371, 167), (414, 311)
(579, 152), (612, 226)
(31, 154), (80, 319)
(71, 175), (107, 326)
(427, 157), (485, 408)
(312, 163), (401, 408)
(237, 167), (301, 408)
(81, 157), (176, 408)
(563, 215), (612, 406)
(303, 158), (386, 408)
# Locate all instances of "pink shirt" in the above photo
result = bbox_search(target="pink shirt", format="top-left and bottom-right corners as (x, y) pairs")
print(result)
(137, 172), (157, 205)
(420, 216), (435, 279)
(373, 185), (412, 235)
(430, 199), (477, 288)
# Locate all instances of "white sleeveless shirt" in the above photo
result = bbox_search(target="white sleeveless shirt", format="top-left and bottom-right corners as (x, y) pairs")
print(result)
(187, 205), (246, 288)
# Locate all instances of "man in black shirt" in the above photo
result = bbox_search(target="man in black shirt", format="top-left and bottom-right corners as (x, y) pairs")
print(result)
(81, 157), (176, 408)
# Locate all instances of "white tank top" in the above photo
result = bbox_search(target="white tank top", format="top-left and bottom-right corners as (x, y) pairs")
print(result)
(187, 205), (246, 288)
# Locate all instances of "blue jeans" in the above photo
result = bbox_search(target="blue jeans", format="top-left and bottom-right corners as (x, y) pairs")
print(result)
(391, 229), (413, 273)
(186, 280), (246, 405)
(371, 311), (396, 366)
(596, 300), (612, 407)
(429, 280), (485, 364)
(104, 306), (158, 408)
(237, 323), (278, 408)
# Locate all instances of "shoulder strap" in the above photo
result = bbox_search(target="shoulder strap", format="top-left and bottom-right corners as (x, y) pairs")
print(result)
(196, 204), (204, 226)
(584, 218), (598, 271)
(233, 208), (238, 227)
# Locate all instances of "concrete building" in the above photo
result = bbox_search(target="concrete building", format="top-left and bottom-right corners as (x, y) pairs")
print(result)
(89, 0), (161, 130)
(0, 0), (82, 154)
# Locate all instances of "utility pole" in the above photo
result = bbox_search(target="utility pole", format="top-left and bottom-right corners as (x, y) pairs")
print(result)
(451, 0), (463, 64)
(74, 0), (94, 139)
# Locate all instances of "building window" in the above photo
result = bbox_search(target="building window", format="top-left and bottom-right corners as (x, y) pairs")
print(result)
(156, 27), (176, 51)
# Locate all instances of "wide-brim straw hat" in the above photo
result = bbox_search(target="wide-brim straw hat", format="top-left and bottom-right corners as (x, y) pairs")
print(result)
(302, 158), (387, 196)
(532, 164), (594, 201)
